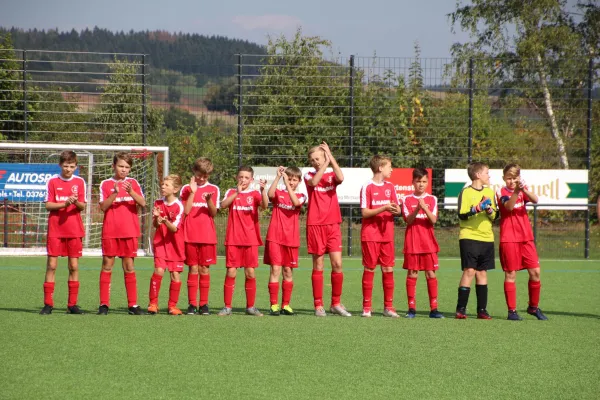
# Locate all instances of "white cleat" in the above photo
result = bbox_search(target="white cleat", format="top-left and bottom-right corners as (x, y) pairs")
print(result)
(330, 304), (352, 317)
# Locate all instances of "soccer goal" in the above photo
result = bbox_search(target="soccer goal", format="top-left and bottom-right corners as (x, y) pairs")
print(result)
(0, 143), (169, 256)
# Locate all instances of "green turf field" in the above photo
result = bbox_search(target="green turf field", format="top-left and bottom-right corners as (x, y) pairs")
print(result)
(1, 256), (598, 400)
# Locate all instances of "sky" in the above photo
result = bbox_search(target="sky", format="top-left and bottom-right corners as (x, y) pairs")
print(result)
(0, 0), (475, 58)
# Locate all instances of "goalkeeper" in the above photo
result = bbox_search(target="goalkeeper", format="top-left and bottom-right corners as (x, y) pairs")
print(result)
(455, 162), (497, 319)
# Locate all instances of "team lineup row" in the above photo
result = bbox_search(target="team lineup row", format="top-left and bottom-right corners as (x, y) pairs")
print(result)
(40, 143), (547, 321)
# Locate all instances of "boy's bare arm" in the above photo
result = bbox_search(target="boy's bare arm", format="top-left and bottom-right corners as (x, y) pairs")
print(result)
(259, 179), (268, 210)
(307, 160), (330, 187)
(321, 142), (343, 183)
(404, 203), (421, 225)
(283, 174), (302, 207)
(419, 198), (437, 224)
(99, 181), (119, 212)
(206, 192), (218, 217)
(184, 178), (197, 215)
(362, 203), (398, 219)
(268, 167), (283, 199)
(220, 190), (238, 209)
(123, 180), (146, 208)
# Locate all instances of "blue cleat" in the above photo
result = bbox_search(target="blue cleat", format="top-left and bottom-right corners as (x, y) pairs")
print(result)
(527, 307), (548, 320)
(405, 309), (416, 319)
(429, 309), (445, 319)
(507, 310), (523, 321)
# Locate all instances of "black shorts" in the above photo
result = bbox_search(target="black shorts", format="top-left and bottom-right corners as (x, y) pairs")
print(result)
(459, 239), (495, 271)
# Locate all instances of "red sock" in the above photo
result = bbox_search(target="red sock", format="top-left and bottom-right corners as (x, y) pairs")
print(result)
(199, 273), (210, 307)
(224, 275), (235, 308)
(504, 281), (517, 310)
(282, 280), (293, 306)
(528, 280), (541, 308)
(168, 281), (182, 308)
(268, 281), (279, 306)
(312, 270), (324, 307)
(426, 277), (439, 311)
(245, 277), (257, 308)
(187, 273), (198, 307)
(406, 276), (417, 310)
(99, 271), (112, 306)
(382, 271), (395, 309)
(362, 269), (375, 310)
(67, 281), (79, 307)
(43, 282), (55, 307)
(331, 272), (343, 307)
(149, 273), (163, 305)
(124, 272), (138, 307)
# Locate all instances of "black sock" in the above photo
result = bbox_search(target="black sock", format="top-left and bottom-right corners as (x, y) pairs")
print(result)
(476, 284), (488, 311)
(457, 286), (470, 310)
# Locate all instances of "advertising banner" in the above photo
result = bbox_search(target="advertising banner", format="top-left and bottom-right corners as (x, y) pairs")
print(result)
(444, 169), (588, 210)
(0, 163), (66, 202)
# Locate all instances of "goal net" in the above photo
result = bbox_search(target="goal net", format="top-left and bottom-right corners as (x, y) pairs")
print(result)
(0, 143), (169, 256)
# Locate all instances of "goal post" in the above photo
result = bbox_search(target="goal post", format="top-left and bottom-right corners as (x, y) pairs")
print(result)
(0, 143), (169, 256)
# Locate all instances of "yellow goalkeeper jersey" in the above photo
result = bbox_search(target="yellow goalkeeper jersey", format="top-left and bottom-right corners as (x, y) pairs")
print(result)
(457, 185), (497, 242)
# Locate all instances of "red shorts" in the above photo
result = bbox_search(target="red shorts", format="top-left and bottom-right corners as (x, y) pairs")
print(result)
(47, 237), (83, 258)
(102, 238), (138, 258)
(499, 241), (540, 271)
(403, 253), (439, 271)
(307, 224), (342, 255)
(185, 243), (217, 266)
(361, 241), (395, 268)
(154, 257), (185, 272)
(226, 245), (259, 268)
(263, 241), (299, 268)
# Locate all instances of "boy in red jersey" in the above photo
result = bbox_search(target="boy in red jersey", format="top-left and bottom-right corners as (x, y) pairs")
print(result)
(97, 152), (146, 315)
(496, 164), (547, 320)
(148, 175), (186, 315)
(402, 168), (444, 319)
(265, 166), (306, 316)
(218, 166), (268, 316)
(180, 158), (219, 315)
(40, 150), (87, 315)
(359, 155), (402, 318)
(304, 142), (350, 317)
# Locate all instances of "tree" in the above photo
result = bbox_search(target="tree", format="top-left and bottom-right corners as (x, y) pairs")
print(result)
(449, 0), (599, 169)
(0, 33), (23, 141)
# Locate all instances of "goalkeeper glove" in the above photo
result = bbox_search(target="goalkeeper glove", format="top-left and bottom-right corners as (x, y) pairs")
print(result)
(471, 197), (492, 214)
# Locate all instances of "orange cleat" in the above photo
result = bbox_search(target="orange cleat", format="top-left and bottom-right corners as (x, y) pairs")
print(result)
(168, 307), (183, 315)
(147, 303), (159, 314)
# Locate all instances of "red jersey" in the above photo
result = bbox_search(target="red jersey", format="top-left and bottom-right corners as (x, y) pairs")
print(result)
(152, 198), (185, 262)
(224, 188), (263, 246)
(303, 169), (342, 226)
(45, 174), (87, 238)
(99, 177), (144, 239)
(360, 180), (400, 242)
(402, 193), (439, 254)
(496, 186), (534, 242)
(266, 189), (306, 247)
(180, 183), (220, 244)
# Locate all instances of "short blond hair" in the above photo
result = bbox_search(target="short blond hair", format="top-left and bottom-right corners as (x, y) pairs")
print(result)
(467, 162), (488, 181)
(308, 145), (324, 158)
(369, 155), (392, 173)
(163, 174), (182, 190)
(503, 163), (521, 177)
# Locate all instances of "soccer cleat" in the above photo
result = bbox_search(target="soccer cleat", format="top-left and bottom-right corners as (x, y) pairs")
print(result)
(218, 307), (232, 316)
(455, 307), (467, 319)
(527, 307), (548, 321)
(315, 306), (327, 317)
(199, 304), (210, 316)
(281, 305), (295, 316)
(40, 305), (53, 315)
(429, 309), (445, 319)
(147, 304), (159, 314)
(269, 304), (281, 316)
(383, 308), (400, 318)
(361, 308), (372, 318)
(330, 304), (352, 317)
(97, 304), (109, 315)
(246, 307), (264, 317)
(186, 305), (197, 315)
(128, 305), (144, 315)
(508, 310), (523, 321)
(405, 308), (417, 319)
(67, 305), (84, 315)
(477, 309), (492, 320)
(168, 307), (183, 315)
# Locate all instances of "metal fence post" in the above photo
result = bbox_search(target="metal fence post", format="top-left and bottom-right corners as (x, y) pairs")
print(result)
(142, 54), (147, 146)
(584, 57), (593, 259)
(467, 57), (473, 163)
(237, 54), (243, 168)
(23, 50), (27, 143)
(347, 55), (355, 257)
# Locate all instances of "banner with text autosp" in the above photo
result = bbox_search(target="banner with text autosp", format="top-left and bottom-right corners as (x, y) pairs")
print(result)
(0, 163), (69, 202)
(251, 167), (432, 205)
(444, 169), (588, 210)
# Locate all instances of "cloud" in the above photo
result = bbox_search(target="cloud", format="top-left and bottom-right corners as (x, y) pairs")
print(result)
(232, 14), (302, 31)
